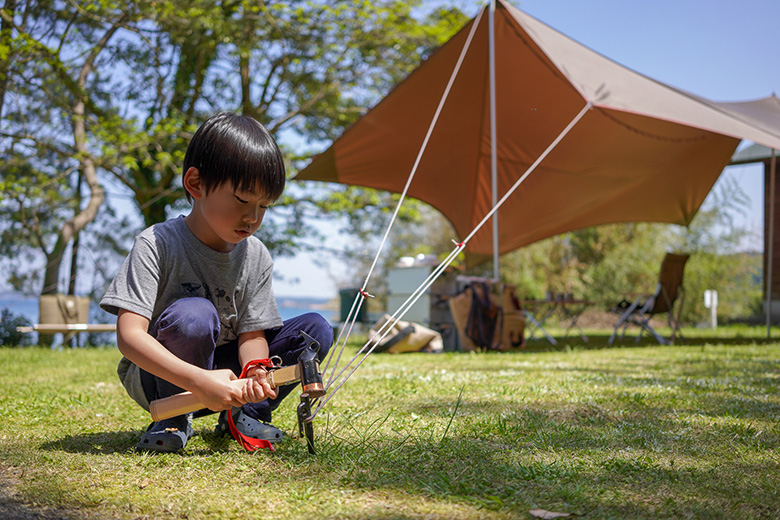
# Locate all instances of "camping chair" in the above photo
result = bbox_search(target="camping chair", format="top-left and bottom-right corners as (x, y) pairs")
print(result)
(608, 253), (689, 345)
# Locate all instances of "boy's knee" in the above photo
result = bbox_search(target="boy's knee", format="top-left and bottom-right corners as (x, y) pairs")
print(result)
(155, 297), (220, 343)
(299, 312), (333, 359)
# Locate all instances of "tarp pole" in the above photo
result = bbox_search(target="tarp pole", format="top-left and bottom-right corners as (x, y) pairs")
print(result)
(489, 0), (499, 280)
(767, 148), (777, 338)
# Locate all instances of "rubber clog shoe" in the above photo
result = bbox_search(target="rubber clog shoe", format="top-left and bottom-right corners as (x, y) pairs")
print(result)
(216, 408), (284, 443)
(137, 413), (194, 453)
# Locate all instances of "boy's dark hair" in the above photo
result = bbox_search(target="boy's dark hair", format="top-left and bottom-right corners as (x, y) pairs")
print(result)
(182, 112), (286, 202)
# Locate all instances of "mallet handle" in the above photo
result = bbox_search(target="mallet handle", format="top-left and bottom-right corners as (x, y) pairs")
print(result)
(149, 365), (300, 422)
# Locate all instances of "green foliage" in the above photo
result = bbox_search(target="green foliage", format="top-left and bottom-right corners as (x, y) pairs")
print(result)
(1, 0), (146, 296)
(0, 156), (75, 256)
(501, 222), (673, 303)
(581, 223), (673, 306)
(494, 178), (760, 324)
(1, 0), (469, 299)
(669, 177), (761, 323)
(681, 252), (762, 324)
(0, 308), (32, 347)
(0, 154), (79, 293)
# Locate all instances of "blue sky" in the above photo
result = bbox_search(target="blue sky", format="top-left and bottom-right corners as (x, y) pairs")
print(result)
(273, 0), (780, 298)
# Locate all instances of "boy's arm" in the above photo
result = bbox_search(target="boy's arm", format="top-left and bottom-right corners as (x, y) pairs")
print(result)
(117, 309), (248, 412)
(237, 330), (278, 403)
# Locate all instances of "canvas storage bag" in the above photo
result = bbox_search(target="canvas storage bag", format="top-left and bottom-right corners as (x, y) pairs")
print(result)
(500, 285), (525, 350)
(39, 294), (91, 324)
(465, 282), (503, 350)
(448, 282), (503, 351)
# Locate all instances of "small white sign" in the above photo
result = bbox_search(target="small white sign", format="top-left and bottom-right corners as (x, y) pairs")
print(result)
(703, 290), (718, 328)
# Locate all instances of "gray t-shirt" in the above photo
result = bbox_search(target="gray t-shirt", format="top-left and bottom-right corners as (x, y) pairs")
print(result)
(100, 216), (283, 346)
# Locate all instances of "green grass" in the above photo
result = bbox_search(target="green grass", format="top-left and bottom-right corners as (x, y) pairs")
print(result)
(1, 328), (779, 519)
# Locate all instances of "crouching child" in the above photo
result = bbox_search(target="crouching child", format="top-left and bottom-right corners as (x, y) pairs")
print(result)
(100, 111), (332, 452)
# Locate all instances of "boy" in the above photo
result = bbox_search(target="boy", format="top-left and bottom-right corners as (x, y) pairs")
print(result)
(100, 112), (332, 452)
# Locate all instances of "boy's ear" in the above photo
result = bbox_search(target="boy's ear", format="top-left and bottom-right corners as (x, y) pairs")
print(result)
(183, 167), (204, 199)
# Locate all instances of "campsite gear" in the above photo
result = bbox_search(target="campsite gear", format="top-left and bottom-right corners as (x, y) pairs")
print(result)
(39, 294), (90, 325)
(502, 312), (526, 349)
(149, 359), (304, 421)
(609, 253), (689, 345)
(137, 413), (194, 453)
(448, 289), (478, 352)
(465, 282), (503, 351)
(368, 314), (443, 353)
(501, 285), (525, 349)
(148, 333), (325, 422)
(223, 357), (282, 453)
(297, 393), (316, 454)
(449, 282), (503, 351)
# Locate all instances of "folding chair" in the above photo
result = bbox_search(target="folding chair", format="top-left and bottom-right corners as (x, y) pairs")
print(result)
(608, 253), (689, 345)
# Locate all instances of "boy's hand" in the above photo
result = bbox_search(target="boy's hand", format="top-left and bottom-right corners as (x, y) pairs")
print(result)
(242, 366), (278, 403)
(191, 368), (249, 411)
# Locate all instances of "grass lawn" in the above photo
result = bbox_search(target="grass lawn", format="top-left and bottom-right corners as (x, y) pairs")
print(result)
(1, 327), (779, 519)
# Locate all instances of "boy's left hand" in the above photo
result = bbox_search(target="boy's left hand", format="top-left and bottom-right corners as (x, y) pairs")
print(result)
(242, 366), (278, 403)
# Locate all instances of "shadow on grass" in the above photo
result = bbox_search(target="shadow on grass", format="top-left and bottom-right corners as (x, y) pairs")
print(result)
(316, 426), (779, 518)
(314, 400), (780, 518)
(39, 427), (237, 456)
(315, 339), (780, 516)
(40, 430), (142, 455)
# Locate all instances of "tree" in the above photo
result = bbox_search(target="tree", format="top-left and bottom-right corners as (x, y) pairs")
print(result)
(669, 176), (760, 324)
(1, 0), (145, 299)
(497, 175), (759, 326)
(0, 307), (32, 346)
(92, 0), (468, 231)
(499, 223), (672, 304)
(1, 1), (468, 306)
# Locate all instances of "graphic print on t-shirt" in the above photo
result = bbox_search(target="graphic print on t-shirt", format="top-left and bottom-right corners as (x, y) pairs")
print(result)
(180, 281), (238, 344)
(181, 282), (202, 296)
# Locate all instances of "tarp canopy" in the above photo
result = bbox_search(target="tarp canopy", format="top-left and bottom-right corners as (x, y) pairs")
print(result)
(297, 0), (780, 262)
(715, 95), (780, 145)
(731, 141), (778, 166)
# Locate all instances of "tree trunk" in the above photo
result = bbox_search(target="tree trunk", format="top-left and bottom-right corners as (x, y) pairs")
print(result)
(68, 171), (83, 347)
(40, 17), (123, 315)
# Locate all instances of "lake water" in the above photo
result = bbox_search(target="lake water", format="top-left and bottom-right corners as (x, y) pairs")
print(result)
(0, 296), (39, 322)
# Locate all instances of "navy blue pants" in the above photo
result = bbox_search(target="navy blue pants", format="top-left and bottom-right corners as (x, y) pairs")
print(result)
(140, 297), (332, 422)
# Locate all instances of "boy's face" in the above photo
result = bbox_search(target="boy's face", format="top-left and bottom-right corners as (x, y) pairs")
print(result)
(188, 176), (274, 252)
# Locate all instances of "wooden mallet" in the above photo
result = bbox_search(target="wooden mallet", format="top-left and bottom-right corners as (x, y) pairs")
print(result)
(148, 331), (325, 422)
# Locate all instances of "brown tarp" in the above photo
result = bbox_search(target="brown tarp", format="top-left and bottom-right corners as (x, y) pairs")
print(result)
(296, 1), (780, 262)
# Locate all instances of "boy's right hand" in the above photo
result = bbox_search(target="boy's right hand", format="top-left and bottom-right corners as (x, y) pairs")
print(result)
(190, 368), (248, 411)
